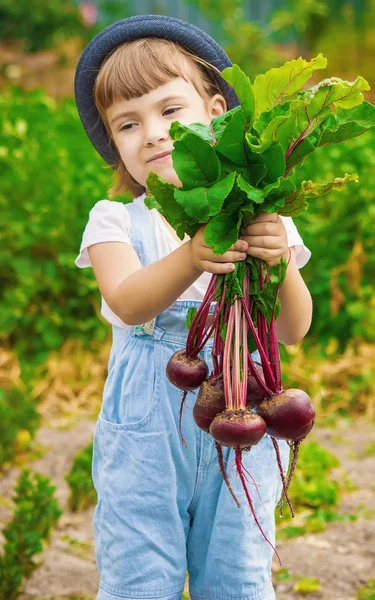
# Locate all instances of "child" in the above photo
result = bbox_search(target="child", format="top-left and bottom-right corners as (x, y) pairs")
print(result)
(74, 14), (312, 600)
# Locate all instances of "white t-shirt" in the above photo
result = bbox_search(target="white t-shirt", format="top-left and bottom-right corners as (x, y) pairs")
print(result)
(75, 193), (311, 330)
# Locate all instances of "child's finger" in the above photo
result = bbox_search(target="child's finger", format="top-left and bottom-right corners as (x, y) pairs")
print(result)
(210, 249), (248, 263)
(202, 260), (236, 274)
(241, 222), (280, 237)
(244, 235), (283, 250)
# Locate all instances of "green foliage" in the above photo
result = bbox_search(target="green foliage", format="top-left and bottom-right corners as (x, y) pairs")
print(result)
(277, 441), (344, 538)
(0, 0), (87, 52)
(184, 0), (283, 80)
(269, 0), (331, 52)
(290, 129), (375, 348)
(362, 441), (375, 457)
(288, 441), (340, 508)
(147, 58), (372, 321)
(147, 58), (372, 256)
(274, 568), (291, 581)
(65, 440), (96, 511)
(293, 576), (321, 595)
(0, 386), (40, 467)
(0, 85), (128, 367)
(357, 579), (375, 600)
(0, 469), (62, 600)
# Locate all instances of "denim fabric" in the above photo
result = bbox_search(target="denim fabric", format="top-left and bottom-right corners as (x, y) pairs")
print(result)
(92, 201), (290, 600)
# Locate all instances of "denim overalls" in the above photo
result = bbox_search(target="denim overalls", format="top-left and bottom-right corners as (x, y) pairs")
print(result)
(92, 200), (290, 600)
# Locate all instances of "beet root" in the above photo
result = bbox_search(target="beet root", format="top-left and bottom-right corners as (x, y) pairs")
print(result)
(209, 409), (266, 449)
(193, 374), (226, 432)
(166, 349), (208, 391)
(257, 388), (315, 441)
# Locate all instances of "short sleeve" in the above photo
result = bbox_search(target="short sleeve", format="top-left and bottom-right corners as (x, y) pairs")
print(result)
(75, 200), (131, 268)
(280, 216), (311, 270)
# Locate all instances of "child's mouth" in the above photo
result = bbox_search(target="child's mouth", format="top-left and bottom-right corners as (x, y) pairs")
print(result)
(148, 152), (172, 163)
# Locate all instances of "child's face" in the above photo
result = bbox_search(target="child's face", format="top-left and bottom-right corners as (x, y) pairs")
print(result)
(107, 76), (226, 190)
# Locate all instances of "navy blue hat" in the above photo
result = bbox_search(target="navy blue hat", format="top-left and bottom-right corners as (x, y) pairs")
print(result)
(74, 14), (239, 166)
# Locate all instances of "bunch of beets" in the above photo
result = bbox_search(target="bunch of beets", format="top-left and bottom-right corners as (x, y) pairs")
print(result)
(145, 54), (375, 557)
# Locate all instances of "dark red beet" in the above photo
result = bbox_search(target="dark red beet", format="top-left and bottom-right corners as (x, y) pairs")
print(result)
(257, 388), (315, 441)
(193, 374), (226, 432)
(166, 349), (208, 391)
(246, 364), (267, 408)
(209, 409), (266, 449)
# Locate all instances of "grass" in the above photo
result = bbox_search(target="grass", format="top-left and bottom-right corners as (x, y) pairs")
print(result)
(357, 579), (375, 599)
(293, 576), (321, 595)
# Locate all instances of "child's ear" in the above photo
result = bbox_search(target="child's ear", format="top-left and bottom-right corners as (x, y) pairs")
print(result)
(208, 93), (227, 118)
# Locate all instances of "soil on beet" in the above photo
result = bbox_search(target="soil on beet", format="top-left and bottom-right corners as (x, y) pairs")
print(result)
(0, 416), (374, 600)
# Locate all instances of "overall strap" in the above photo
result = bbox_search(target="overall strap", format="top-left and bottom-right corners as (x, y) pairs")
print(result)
(125, 200), (158, 337)
(125, 200), (158, 267)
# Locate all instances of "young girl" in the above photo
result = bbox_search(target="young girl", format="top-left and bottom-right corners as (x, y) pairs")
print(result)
(74, 14), (312, 600)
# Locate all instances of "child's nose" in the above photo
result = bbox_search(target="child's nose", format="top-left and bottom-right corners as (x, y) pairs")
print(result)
(144, 121), (169, 145)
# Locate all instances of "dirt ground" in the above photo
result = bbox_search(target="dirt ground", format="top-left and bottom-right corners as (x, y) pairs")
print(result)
(0, 416), (374, 600)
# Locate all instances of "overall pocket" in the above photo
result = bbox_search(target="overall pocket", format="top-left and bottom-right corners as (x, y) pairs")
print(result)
(100, 336), (161, 431)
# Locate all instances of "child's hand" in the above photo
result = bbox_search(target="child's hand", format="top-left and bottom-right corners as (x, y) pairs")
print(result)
(240, 212), (289, 267)
(190, 224), (249, 274)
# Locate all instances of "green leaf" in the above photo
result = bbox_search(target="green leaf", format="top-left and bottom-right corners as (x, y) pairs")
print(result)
(302, 172), (359, 197)
(279, 173), (359, 217)
(186, 307), (198, 329)
(174, 172), (236, 221)
(211, 107), (238, 143)
(285, 138), (316, 171)
(260, 113), (298, 153)
(263, 175), (296, 199)
(261, 142), (286, 183)
(281, 77), (371, 170)
(236, 174), (264, 204)
(204, 211), (242, 255)
(253, 101), (292, 136)
(301, 75), (370, 110)
(224, 260), (246, 304)
(144, 194), (162, 211)
(317, 101), (375, 146)
(261, 176), (297, 214)
(221, 65), (256, 128)
(170, 120), (213, 143)
(146, 173), (196, 239)
(171, 132), (221, 190)
(244, 137), (268, 186)
(215, 108), (247, 165)
(252, 54), (327, 114)
(222, 180), (250, 217)
(247, 257), (285, 321)
(277, 189), (310, 217)
(285, 101), (375, 173)
(146, 173), (185, 228)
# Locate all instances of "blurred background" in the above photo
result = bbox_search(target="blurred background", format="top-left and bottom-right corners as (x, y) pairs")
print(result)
(0, 1), (374, 599)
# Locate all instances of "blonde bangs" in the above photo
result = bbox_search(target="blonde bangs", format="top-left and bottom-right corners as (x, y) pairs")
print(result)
(93, 38), (225, 199)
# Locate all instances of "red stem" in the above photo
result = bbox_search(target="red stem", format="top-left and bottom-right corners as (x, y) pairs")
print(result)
(242, 291), (249, 409)
(240, 298), (276, 394)
(223, 303), (235, 410)
(186, 275), (219, 357)
(258, 261), (269, 358)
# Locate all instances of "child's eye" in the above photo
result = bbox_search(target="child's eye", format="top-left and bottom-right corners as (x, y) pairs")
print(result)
(163, 107), (181, 116)
(119, 123), (135, 132)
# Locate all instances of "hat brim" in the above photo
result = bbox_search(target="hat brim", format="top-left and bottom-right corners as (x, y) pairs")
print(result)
(74, 14), (239, 166)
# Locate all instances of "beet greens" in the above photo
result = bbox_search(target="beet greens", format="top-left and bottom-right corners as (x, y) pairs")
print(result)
(145, 54), (375, 558)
